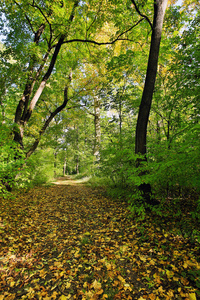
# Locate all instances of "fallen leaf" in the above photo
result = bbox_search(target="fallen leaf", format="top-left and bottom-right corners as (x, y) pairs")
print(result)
(149, 293), (156, 300)
(166, 270), (174, 278)
(59, 295), (68, 300)
(92, 279), (101, 290)
(10, 281), (15, 287)
(65, 282), (71, 289)
(188, 293), (197, 300)
(96, 289), (104, 295)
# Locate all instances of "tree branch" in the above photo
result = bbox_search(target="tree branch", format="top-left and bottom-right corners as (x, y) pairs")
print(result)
(61, 19), (145, 46)
(130, 0), (153, 30)
(26, 73), (72, 158)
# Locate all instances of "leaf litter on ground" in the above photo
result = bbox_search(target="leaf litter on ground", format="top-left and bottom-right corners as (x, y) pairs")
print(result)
(0, 183), (200, 299)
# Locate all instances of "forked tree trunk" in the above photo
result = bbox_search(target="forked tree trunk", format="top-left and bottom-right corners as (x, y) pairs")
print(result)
(134, 0), (168, 204)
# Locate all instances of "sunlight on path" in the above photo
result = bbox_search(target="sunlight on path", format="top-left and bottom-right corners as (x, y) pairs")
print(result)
(52, 176), (91, 186)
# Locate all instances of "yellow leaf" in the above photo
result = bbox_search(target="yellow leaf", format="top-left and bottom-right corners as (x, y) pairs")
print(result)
(39, 268), (47, 278)
(92, 279), (101, 290)
(52, 291), (58, 300)
(59, 295), (68, 300)
(106, 263), (112, 270)
(166, 270), (174, 278)
(189, 293), (197, 300)
(124, 283), (132, 291)
(5, 295), (15, 300)
(65, 282), (71, 289)
(74, 250), (80, 258)
(139, 255), (146, 262)
(149, 293), (156, 300)
(117, 275), (126, 283)
(96, 289), (104, 295)
(150, 259), (156, 265)
(85, 291), (94, 298)
(84, 232), (91, 236)
(10, 281), (15, 287)
(183, 262), (188, 268)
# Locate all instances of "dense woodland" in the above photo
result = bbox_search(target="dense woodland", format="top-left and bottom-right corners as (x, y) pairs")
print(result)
(0, 0), (200, 221)
(1, 1), (200, 299)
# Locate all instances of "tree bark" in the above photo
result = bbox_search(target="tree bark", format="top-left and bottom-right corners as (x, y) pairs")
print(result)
(63, 155), (67, 176)
(13, 0), (79, 150)
(93, 95), (101, 161)
(75, 125), (79, 174)
(26, 74), (72, 158)
(133, 0), (168, 203)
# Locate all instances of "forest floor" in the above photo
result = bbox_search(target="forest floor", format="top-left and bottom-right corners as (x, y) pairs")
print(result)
(0, 177), (200, 300)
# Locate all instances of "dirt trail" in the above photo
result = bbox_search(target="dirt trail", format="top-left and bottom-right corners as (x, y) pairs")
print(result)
(52, 176), (91, 186)
(0, 184), (199, 299)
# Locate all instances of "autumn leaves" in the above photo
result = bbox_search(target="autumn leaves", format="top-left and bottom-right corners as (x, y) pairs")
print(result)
(0, 185), (199, 299)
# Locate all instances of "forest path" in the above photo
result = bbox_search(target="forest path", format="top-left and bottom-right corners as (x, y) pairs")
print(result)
(52, 175), (91, 186)
(0, 184), (199, 299)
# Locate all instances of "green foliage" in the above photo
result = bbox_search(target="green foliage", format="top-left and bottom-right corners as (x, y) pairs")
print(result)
(86, 175), (112, 188)
(25, 149), (55, 186)
(149, 124), (200, 197)
(0, 124), (25, 194)
(99, 138), (152, 219)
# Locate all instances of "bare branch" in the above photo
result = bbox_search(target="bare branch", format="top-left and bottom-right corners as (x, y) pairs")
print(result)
(26, 73), (72, 158)
(130, 0), (153, 30)
(62, 18), (145, 46)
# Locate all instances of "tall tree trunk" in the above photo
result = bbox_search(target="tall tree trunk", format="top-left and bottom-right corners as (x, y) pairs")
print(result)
(134, 0), (168, 203)
(54, 150), (58, 178)
(119, 95), (122, 146)
(0, 93), (6, 124)
(93, 95), (101, 162)
(63, 155), (67, 176)
(76, 127), (79, 175)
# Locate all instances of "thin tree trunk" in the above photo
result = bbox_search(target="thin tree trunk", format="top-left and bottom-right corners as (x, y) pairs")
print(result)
(0, 91), (6, 124)
(75, 125), (79, 174)
(54, 151), (58, 178)
(63, 155), (67, 176)
(93, 95), (101, 162)
(133, 0), (168, 204)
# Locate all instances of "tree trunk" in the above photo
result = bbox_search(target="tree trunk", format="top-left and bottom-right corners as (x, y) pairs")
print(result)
(54, 151), (58, 178)
(63, 155), (67, 176)
(26, 76), (71, 158)
(134, 0), (168, 203)
(75, 125), (79, 174)
(0, 97), (6, 124)
(13, 0), (79, 150)
(93, 95), (101, 162)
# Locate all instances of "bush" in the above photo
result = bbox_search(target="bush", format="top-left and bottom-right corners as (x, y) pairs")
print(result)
(0, 124), (25, 195)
